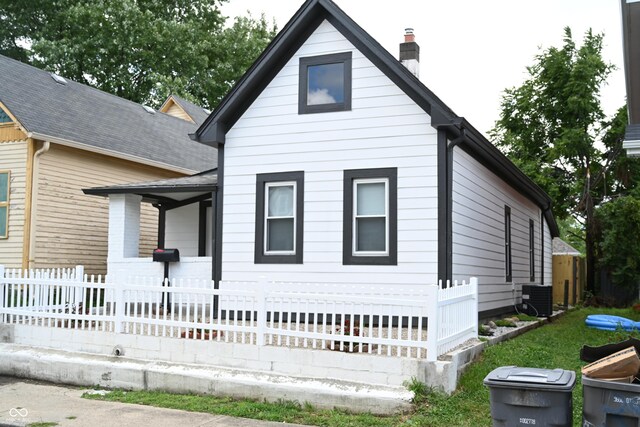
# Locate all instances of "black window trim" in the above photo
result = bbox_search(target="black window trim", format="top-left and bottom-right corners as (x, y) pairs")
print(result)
(255, 171), (304, 264)
(505, 205), (512, 282)
(343, 168), (397, 265)
(299, 52), (352, 114)
(529, 218), (535, 282)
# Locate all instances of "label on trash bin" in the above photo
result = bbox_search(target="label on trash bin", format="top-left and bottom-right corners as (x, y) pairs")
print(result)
(519, 417), (536, 424)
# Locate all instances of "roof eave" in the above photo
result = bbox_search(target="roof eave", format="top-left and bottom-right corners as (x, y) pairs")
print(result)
(29, 131), (197, 175)
(83, 184), (217, 196)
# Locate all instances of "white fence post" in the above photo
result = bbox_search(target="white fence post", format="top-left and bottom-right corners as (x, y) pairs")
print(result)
(471, 277), (479, 336)
(256, 276), (267, 346)
(0, 265), (5, 323)
(74, 265), (85, 308)
(114, 270), (125, 333)
(425, 282), (439, 361)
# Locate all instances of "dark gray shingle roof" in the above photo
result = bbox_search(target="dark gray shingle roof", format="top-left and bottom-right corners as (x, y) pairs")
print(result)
(0, 55), (216, 173)
(85, 169), (218, 195)
(552, 238), (581, 256)
(83, 169), (217, 204)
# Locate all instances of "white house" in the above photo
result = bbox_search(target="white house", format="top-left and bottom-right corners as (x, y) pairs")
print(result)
(87, 0), (559, 319)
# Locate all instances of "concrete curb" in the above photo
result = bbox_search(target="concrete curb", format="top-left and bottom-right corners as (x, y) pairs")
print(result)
(0, 343), (413, 415)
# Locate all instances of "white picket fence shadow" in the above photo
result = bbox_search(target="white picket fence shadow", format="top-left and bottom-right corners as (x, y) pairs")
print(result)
(0, 265), (478, 361)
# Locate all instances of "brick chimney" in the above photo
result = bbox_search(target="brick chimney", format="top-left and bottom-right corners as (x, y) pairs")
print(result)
(400, 28), (419, 78)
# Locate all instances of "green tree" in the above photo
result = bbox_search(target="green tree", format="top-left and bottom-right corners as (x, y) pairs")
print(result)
(595, 191), (640, 291)
(491, 27), (619, 292)
(0, 0), (276, 109)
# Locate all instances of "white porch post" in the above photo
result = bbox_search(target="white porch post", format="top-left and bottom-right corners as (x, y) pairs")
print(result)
(108, 194), (142, 261)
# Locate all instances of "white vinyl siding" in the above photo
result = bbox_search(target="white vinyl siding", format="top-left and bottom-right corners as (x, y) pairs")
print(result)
(543, 217), (552, 286)
(451, 147), (544, 313)
(165, 203), (199, 257)
(221, 20), (438, 288)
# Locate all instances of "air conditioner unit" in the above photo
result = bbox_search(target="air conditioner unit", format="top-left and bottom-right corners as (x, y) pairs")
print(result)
(522, 285), (553, 317)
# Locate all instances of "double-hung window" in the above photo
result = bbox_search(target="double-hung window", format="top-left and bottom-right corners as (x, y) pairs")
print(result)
(505, 205), (512, 282)
(0, 171), (8, 239)
(255, 171), (304, 264)
(343, 168), (397, 265)
(299, 52), (352, 114)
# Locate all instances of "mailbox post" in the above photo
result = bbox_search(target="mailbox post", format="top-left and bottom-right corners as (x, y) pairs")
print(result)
(152, 248), (180, 313)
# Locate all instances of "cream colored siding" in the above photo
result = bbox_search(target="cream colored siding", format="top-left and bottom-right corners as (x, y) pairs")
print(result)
(0, 139), (28, 268)
(33, 144), (180, 275)
(164, 103), (194, 123)
(0, 126), (26, 142)
(221, 20), (439, 288)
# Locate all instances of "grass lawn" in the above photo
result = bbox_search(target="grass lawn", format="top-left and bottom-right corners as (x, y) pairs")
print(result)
(83, 306), (640, 427)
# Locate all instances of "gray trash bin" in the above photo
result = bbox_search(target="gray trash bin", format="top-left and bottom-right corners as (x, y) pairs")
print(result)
(582, 376), (640, 426)
(483, 366), (576, 427)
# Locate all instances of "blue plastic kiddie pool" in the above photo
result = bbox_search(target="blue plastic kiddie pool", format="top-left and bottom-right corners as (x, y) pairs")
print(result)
(585, 314), (640, 331)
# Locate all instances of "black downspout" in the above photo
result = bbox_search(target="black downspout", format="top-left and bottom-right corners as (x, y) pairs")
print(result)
(540, 210), (544, 285)
(214, 145), (224, 288)
(213, 146), (224, 317)
(446, 130), (465, 287)
(210, 191), (217, 280)
(437, 129), (448, 285)
(211, 190), (218, 316)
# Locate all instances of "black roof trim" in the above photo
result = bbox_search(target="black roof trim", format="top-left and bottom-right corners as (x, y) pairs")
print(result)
(83, 185), (217, 196)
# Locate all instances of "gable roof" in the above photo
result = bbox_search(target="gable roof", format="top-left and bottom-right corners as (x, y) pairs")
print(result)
(0, 54), (216, 174)
(552, 238), (581, 256)
(192, 0), (559, 237)
(160, 95), (211, 126)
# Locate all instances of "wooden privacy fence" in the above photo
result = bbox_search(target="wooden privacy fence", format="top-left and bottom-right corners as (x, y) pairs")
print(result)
(0, 265), (478, 361)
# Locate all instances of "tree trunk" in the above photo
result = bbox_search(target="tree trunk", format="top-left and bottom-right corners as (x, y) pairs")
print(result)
(585, 168), (596, 293)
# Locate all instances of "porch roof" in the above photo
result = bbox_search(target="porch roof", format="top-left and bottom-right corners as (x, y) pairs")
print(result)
(83, 169), (217, 204)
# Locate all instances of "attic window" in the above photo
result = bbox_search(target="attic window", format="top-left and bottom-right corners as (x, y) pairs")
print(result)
(0, 109), (10, 123)
(299, 52), (352, 114)
(50, 72), (67, 85)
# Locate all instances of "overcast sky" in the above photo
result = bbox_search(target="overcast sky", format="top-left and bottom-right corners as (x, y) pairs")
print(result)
(221, 0), (626, 138)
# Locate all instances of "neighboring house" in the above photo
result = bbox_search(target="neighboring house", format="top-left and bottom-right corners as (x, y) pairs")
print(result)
(0, 54), (216, 274)
(552, 238), (581, 257)
(552, 238), (584, 306)
(159, 95), (212, 125)
(89, 0), (559, 318)
(621, 0), (640, 156)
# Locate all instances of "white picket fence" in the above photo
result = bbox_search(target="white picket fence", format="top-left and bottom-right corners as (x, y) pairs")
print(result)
(0, 265), (478, 361)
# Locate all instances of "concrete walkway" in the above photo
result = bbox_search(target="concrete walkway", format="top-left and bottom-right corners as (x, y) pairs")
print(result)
(0, 376), (304, 427)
